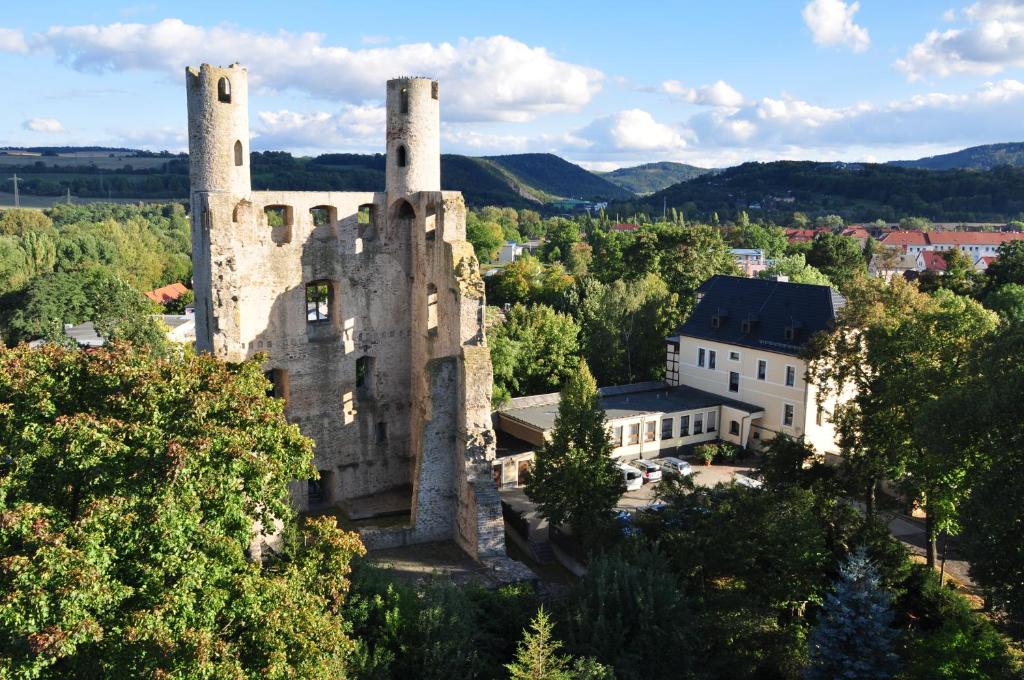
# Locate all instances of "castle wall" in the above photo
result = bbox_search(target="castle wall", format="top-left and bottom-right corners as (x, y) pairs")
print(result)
(186, 64), (506, 563)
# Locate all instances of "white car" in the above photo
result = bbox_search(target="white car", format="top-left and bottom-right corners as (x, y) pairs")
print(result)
(618, 463), (643, 491)
(733, 474), (763, 489)
(659, 457), (694, 479)
(629, 459), (663, 483)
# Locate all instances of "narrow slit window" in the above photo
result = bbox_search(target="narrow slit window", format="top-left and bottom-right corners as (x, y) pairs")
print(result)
(400, 87), (409, 114)
(356, 356), (374, 399)
(397, 145), (408, 168)
(218, 77), (231, 103)
(426, 284), (438, 337)
(234, 140), (243, 167)
(265, 368), (289, 402)
(306, 281), (331, 323)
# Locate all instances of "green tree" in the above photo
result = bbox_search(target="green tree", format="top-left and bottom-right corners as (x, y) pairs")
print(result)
(806, 233), (865, 290)
(467, 218), (505, 262)
(563, 546), (694, 680)
(2, 266), (166, 352)
(730, 223), (788, 259)
(757, 253), (833, 286)
(0, 208), (56, 236)
(983, 282), (1024, 324)
(814, 214), (844, 231)
(805, 549), (900, 680)
(984, 240), (1024, 293)
(489, 304), (581, 400)
(899, 216), (933, 232)
(578, 273), (681, 385)
(526, 359), (624, 541)
(506, 609), (613, 680)
(0, 343), (366, 677)
(541, 219), (582, 267)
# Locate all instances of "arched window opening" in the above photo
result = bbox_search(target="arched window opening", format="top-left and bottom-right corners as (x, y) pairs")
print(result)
(397, 145), (408, 168)
(400, 87), (409, 114)
(426, 284), (438, 337)
(233, 140), (243, 167)
(218, 77), (231, 103)
(395, 200), (416, 220)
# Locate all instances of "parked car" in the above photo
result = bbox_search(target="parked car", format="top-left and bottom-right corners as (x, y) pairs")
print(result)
(618, 463), (643, 491)
(659, 457), (693, 479)
(629, 458), (663, 483)
(732, 473), (763, 489)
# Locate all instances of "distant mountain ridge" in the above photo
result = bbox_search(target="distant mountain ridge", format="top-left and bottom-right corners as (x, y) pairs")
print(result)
(889, 142), (1024, 170)
(600, 161), (711, 194)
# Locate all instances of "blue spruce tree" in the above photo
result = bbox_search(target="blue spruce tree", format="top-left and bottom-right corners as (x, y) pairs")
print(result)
(805, 548), (900, 680)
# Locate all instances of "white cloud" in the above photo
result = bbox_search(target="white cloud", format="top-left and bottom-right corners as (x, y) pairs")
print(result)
(662, 79), (744, 107)
(253, 105), (385, 152)
(0, 27), (27, 53)
(22, 117), (65, 133)
(26, 19), (603, 123)
(575, 109), (687, 153)
(897, 1), (1024, 80)
(802, 0), (871, 52)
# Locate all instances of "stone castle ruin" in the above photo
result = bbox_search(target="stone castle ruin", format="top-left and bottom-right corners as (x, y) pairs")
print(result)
(186, 63), (505, 562)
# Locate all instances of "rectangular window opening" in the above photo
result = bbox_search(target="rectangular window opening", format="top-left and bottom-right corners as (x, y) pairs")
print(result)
(757, 359), (767, 381)
(265, 368), (289, 402)
(644, 421), (657, 443)
(729, 371), (740, 393)
(306, 281), (331, 323)
(729, 351), (740, 361)
(729, 420), (740, 436)
(680, 415), (690, 436)
(785, 365), (796, 387)
(628, 423), (640, 446)
(661, 417), (673, 440)
(784, 404), (795, 427)
(709, 350), (717, 370)
(707, 411), (717, 433)
(613, 425), (623, 448)
(694, 414), (704, 435)
(697, 348), (705, 368)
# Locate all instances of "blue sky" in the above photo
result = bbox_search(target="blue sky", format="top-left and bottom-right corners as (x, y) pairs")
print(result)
(4, 0), (1024, 168)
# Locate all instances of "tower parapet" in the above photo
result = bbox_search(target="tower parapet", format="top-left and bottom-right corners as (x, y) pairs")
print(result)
(186, 63), (251, 195)
(386, 77), (440, 197)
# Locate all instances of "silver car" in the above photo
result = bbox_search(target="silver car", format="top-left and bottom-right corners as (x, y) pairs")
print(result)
(659, 457), (694, 478)
(629, 458), (663, 483)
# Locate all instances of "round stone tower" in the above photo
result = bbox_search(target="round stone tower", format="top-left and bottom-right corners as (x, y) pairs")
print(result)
(385, 77), (440, 197)
(186, 63), (251, 195)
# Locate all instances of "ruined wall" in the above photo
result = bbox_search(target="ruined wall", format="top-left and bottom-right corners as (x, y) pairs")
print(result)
(187, 64), (504, 562)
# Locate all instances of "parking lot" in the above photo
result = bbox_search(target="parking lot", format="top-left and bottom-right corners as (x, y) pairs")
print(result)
(616, 462), (759, 510)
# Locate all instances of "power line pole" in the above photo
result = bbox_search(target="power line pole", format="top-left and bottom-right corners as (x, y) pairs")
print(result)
(9, 173), (21, 208)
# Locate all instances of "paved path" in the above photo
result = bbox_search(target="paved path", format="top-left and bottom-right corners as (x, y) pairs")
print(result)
(881, 510), (975, 589)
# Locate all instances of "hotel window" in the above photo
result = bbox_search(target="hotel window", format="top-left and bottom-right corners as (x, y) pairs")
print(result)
(612, 425), (624, 448)
(628, 423), (640, 446)
(785, 365), (796, 387)
(729, 351), (740, 361)
(644, 421), (657, 442)
(693, 413), (704, 435)
(697, 348), (706, 368)
(729, 371), (740, 393)
(757, 359), (767, 381)
(708, 350), (717, 370)
(679, 415), (690, 436)
(661, 417), (674, 439)
(707, 411), (717, 433)
(783, 403), (795, 427)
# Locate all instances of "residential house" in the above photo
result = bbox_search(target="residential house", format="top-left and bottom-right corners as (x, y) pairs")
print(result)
(730, 248), (770, 277)
(974, 255), (997, 272)
(879, 230), (1024, 257)
(144, 282), (190, 305)
(784, 228), (829, 245)
(665, 275), (846, 458)
(916, 250), (948, 274)
(497, 241), (524, 264)
(869, 251), (918, 280)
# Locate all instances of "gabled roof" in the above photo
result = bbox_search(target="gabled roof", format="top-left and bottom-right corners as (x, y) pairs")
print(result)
(918, 250), (948, 272)
(144, 282), (189, 304)
(611, 223), (640, 232)
(879, 231), (928, 247)
(673, 275), (844, 357)
(879, 230), (1024, 249)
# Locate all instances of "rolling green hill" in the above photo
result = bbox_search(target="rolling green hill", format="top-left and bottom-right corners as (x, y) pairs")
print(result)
(617, 160), (1024, 223)
(889, 142), (1024, 171)
(0, 148), (632, 209)
(600, 161), (710, 195)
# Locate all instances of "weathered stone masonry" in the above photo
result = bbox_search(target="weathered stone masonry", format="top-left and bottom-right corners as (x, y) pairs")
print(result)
(186, 63), (505, 560)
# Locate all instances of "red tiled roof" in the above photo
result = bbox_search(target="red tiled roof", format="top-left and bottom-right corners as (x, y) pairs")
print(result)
(144, 282), (189, 304)
(881, 230), (1024, 249)
(784, 228), (829, 243)
(919, 251), (947, 272)
(981, 256), (997, 264)
(611, 223), (640, 232)
(841, 227), (870, 239)
(879, 231), (928, 247)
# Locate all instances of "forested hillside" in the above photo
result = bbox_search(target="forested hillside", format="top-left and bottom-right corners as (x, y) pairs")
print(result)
(601, 161), (710, 194)
(618, 161), (1024, 223)
(890, 142), (1024, 171)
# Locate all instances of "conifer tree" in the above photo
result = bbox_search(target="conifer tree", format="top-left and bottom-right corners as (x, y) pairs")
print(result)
(507, 609), (613, 680)
(805, 548), (900, 680)
(525, 359), (625, 542)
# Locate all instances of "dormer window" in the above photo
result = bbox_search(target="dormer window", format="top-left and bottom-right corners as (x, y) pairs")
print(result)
(784, 319), (803, 342)
(741, 314), (758, 334)
(711, 308), (728, 329)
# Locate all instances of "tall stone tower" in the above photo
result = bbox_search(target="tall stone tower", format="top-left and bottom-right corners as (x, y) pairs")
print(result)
(385, 77), (440, 197)
(184, 64), (516, 572)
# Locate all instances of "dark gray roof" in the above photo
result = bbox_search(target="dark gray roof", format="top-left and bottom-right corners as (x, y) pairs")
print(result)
(497, 381), (764, 433)
(674, 275), (844, 357)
